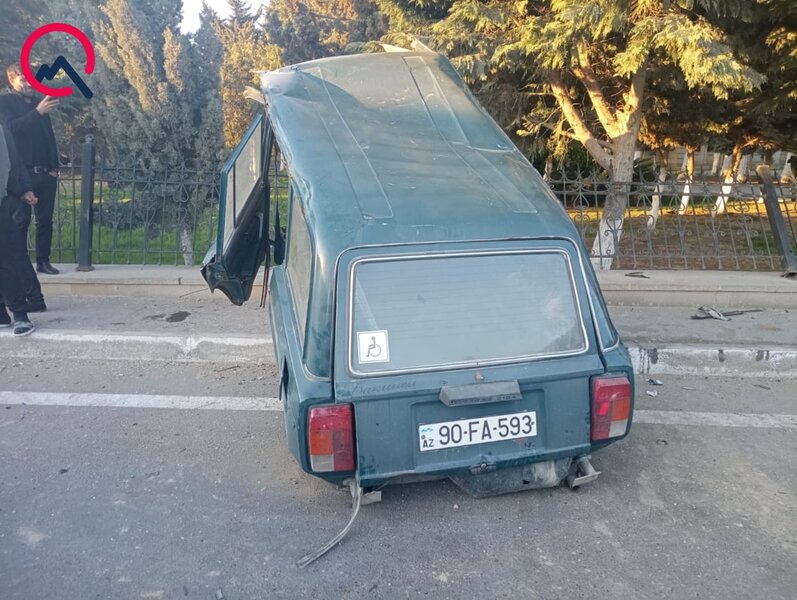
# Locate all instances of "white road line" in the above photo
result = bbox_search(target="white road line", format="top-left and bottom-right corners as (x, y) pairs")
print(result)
(0, 392), (281, 412)
(633, 409), (797, 429)
(1, 392), (796, 430)
(6, 331), (272, 346)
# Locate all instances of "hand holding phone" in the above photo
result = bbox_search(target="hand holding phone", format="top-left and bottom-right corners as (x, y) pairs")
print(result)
(36, 96), (60, 115)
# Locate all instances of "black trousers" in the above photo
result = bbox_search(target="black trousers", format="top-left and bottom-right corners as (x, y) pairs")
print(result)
(0, 197), (32, 313)
(0, 197), (43, 305)
(20, 171), (58, 262)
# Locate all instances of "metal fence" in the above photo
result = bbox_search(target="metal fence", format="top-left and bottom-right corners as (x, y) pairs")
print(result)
(39, 138), (797, 271)
(549, 167), (797, 272)
(40, 137), (220, 267)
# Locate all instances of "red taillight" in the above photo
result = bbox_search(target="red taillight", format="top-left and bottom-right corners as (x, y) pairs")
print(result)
(308, 404), (355, 472)
(591, 375), (632, 441)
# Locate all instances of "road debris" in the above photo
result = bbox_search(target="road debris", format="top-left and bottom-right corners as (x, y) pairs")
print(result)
(297, 477), (363, 568)
(694, 306), (731, 321)
(691, 307), (764, 321)
(625, 271), (650, 279)
(647, 378), (664, 386)
(646, 390), (658, 397)
(753, 384), (772, 390)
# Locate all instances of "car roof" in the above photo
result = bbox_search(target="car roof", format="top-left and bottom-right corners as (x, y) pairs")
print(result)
(259, 51), (579, 256)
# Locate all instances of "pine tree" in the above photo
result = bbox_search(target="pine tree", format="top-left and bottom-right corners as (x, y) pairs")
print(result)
(215, 0), (281, 147)
(0, 0), (48, 70)
(228, 0), (257, 27)
(710, 0), (797, 166)
(192, 2), (226, 167)
(92, 0), (204, 167)
(90, 0), (217, 264)
(265, 0), (387, 63)
(265, 1), (336, 64)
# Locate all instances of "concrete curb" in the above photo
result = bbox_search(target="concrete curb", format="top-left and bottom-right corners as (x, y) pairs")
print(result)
(599, 270), (797, 308)
(39, 266), (210, 299)
(2, 331), (273, 364)
(629, 344), (797, 379)
(3, 330), (795, 378)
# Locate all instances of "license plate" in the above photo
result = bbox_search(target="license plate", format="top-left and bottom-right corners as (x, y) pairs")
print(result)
(418, 411), (537, 452)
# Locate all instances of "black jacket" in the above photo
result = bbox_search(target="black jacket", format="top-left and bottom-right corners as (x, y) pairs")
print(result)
(0, 92), (58, 170)
(3, 126), (33, 198)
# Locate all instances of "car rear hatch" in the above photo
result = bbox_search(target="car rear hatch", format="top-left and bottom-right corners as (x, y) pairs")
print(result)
(331, 240), (606, 488)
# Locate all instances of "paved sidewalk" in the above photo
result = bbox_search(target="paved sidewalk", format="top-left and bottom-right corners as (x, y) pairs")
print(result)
(2, 292), (796, 377)
(36, 264), (797, 307)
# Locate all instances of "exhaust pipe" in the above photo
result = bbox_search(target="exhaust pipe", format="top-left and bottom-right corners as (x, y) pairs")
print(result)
(567, 455), (601, 489)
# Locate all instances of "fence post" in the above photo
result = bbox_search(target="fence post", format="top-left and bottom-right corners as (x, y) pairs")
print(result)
(76, 135), (95, 272)
(757, 165), (797, 277)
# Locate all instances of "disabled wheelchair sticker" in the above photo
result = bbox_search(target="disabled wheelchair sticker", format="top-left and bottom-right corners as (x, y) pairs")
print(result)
(357, 330), (390, 363)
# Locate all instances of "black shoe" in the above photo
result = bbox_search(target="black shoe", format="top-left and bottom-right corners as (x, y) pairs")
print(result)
(36, 261), (60, 275)
(13, 321), (35, 337)
(0, 307), (10, 327)
(25, 299), (47, 313)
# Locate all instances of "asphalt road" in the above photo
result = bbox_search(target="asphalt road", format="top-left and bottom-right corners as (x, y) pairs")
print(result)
(0, 357), (795, 599)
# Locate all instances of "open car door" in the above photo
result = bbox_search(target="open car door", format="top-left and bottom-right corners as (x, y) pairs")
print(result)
(202, 114), (273, 305)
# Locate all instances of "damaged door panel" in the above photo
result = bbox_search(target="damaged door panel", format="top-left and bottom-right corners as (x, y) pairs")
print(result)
(201, 115), (270, 305)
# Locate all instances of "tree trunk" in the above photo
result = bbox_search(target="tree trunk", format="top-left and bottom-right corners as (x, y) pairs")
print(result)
(737, 154), (751, 183)
(648, 149), (669, 229)
(698, 145), (708, 177)
(780, 152), (794, 183)
(590, 134), (636, 270)
(710, 152), (723, 177)
(180, 225), (194, 266)
(550, 62), (647, 270)
(543, 153), (554, 182)
(678, 147), (697, 215)
(757, 150), (774, 205)
(715, 146), (743, 214)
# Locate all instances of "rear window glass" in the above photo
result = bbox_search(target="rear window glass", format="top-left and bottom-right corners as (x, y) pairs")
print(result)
(349, 251), (587, 375)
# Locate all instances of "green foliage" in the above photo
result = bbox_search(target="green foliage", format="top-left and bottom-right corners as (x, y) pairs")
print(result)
(618, 13), (764, 98)
(214, 0), (280, 147)
(639, 0), (796, 160)
(0, 0), (47, 70)
(378, 0), (774, 183)
(191, 3), (226, 167)
(90, 0), (219, 169)
(265, 0), (387, 65)
(265, 2), (330, 64)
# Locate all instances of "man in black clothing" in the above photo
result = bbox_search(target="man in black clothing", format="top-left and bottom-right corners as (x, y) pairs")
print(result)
(0, 63), (60, 278)
(1, 124), (37, 336)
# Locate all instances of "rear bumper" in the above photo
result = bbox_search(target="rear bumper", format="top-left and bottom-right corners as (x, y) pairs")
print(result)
(355, 443), (590, 489)
(450, 458), (572, 497)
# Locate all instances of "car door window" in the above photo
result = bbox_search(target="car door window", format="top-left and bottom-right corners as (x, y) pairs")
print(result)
(221, 117), (264, 253)
(286, 187), (313, 339)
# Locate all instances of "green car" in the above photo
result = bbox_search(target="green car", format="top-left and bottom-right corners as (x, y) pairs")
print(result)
(202, 49), (634, 501)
